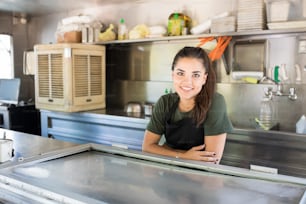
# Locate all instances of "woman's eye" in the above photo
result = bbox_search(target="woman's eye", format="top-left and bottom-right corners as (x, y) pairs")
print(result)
(177, 72), (184, 76)
(193, 73), (200, 78)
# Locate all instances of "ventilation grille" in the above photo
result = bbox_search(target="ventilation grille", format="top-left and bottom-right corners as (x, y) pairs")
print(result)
(37, 54), (64, 99)
(74, 55), (102, 97)
(90, 55), (103, 96)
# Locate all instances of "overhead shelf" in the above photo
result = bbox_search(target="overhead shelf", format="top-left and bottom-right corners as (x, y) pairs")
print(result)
(95, 28), (306, 45)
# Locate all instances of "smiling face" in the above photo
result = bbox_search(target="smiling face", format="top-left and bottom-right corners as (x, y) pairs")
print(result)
(172, 57), (208, 102)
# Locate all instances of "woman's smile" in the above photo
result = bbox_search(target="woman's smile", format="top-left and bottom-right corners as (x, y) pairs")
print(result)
(180, 85), (193, 91)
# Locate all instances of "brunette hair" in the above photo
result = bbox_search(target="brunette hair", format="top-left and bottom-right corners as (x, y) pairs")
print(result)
(171, 46), (216, 126)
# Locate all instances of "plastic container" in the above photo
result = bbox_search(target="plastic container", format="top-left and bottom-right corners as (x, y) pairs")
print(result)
(296, 115), (306, 134)
(259, 97), (273, 130)
(118, 18), (128, 40)
(266, 0), (291, 22)
(144, 102), (154, 116)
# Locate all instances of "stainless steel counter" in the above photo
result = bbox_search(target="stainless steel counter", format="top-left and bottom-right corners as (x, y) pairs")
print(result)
(0, 143), (305, 204)
(64, 108), (150, 121)
(39, 109), (306, 179)
(40, 109), (149, 149)
(0, 128), (80, 168)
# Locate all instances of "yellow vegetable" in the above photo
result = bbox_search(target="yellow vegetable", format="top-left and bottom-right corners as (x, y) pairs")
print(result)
(129, 24), (149, 39)
(98, 24), (116, 41)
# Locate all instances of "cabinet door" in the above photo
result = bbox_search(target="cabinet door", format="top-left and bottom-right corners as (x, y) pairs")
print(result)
(72, 48), (105, 106)
(36, 49), (65, 106)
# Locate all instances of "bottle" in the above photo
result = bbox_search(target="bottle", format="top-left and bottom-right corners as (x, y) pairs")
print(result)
(273, 65), (280, 83)
(118, 18), (127, 40)
(259, 97), (273, 130)
(168, 13), (181, 36)
(164, 88), (169, 94)
(167, 12), (191, 36)
(296, 115), (306, 134)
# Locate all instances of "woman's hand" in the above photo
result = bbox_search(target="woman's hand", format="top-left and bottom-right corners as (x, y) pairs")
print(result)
(180, 144), (218, 163)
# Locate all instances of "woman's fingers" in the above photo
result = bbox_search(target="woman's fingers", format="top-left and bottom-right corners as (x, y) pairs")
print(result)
(200, 151), (216, 157)
(186, 145), (218, 162)
(199, 151), (218, 162)
(201, 156), (218, 162)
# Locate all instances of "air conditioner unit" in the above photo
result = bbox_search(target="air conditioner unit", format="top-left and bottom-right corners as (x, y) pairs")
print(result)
(34, 43), (106, 112)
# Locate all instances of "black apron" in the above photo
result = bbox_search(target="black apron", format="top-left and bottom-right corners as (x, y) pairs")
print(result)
(165, 100), (204, 150)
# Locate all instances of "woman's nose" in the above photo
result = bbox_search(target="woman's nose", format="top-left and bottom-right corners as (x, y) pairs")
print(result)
(182, 74), (193, 83)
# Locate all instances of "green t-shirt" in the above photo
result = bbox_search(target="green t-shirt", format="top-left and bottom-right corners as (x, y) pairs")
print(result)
(146, 92), (233, 136)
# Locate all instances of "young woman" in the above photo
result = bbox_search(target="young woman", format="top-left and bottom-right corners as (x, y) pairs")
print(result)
(142, 46), (233, 164)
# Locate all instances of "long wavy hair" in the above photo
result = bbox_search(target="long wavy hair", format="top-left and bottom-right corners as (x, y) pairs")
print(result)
(171, 46), (216, 127)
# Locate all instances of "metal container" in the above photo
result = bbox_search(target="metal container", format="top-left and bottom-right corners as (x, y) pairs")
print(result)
(0, 139), (13, 163)
(144, 102), (154, 116)
(124, 101), (142, 113)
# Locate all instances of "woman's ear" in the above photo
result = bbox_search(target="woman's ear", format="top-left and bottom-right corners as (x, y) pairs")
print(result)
(202, 73), (208, 85)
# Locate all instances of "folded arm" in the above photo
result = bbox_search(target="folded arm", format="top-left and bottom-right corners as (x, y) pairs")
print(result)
(142, 130), (226, 163)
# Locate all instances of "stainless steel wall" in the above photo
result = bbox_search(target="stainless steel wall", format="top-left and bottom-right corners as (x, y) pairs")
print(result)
(106, 34), (306, 133)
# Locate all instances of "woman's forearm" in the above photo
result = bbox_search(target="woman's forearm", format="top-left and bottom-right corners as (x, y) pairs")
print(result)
(143, 142), (184, 158)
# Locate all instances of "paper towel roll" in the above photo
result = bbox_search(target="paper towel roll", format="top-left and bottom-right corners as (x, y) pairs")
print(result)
(190, 12), (230, 35)
(295, 64), (302, 82)
(190, 19), (211, 35)
(232, 71), (264, 80)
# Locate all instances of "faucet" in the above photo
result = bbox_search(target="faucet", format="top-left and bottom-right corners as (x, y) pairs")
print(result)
(288, 87), (297, 100)
(259, 76), (297, 101)
(259, 76), (283, 97)
(259, 76), (277, 84)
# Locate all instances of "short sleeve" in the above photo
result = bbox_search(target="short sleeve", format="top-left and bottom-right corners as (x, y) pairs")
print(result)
(146, 93), (178, 135)
(204, 93), (233, 136)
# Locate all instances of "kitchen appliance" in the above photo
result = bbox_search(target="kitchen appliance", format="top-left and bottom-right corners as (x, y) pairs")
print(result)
(0, 143), (305, 203)
(0, 78), (40, 134)
(34, 43), (106, 112)
(0, 78), (20, 105)
(229, 39), (267, 80)
(0, 138), (13, 163)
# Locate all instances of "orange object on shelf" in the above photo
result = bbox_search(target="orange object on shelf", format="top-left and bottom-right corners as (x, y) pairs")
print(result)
(197, 36), (232, 62)
(197, 36), (215, 47)
(57, 31), (82, 43)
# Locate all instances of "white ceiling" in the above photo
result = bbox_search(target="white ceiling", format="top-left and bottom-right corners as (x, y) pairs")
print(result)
(0, 0), (136, 16)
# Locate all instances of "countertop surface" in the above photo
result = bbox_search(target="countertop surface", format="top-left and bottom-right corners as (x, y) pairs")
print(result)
(0, 128), (79, 167)
(0, 129), (306, 203)
(0, 142), (305, 204)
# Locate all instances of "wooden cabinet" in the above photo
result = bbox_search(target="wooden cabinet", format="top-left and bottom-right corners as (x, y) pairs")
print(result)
(34, 43), (106, 112)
